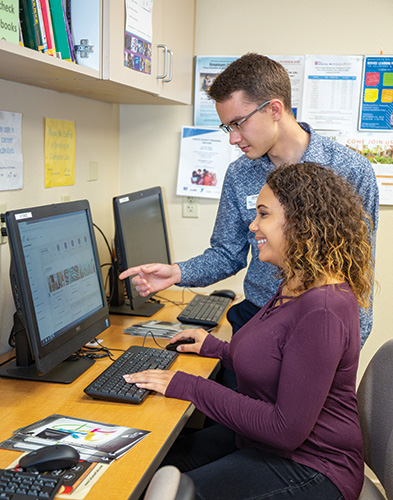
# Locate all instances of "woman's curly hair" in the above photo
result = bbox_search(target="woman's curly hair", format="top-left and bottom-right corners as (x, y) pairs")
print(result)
(266, 162), (374, 307)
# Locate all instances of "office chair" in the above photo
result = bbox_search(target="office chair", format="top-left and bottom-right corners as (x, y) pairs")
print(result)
(144, 465), (195, 500)
(357, 339), (393, 499)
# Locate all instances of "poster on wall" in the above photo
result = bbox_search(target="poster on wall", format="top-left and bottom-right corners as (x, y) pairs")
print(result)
(44, 119), (76, 188)
(193, 56), (238, 127)
(269, 56), (305, 119)
(300, 55), (363, 130)
(193, 55), (305, 126)
(359, 55), (393, 131)
(176, 127), (242, 199)
(335, 131), (393, 205)
(0, 111), (23, 191)
(124, 0), (153, 74)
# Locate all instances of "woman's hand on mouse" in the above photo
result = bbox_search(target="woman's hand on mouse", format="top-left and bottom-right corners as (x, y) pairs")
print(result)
(123, 369), (176, 396)
(169, 328), (209, 354)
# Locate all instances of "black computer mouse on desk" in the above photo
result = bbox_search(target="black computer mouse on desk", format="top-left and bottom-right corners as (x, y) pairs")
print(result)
(166, 338), (195, 351)
(19, 444), (80, 472)
(210, 289), (236, 300)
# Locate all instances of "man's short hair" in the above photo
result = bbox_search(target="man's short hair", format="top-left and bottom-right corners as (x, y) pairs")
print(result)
(208, 53), (292, 113)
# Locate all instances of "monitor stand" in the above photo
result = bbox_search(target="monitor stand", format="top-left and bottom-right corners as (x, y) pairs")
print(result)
(0, 313), (95, 384)
(108, 267), (164, 317)
(0, 357), (95, 384)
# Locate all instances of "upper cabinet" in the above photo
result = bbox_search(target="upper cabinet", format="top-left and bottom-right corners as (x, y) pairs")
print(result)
(0, 0), (195, 105)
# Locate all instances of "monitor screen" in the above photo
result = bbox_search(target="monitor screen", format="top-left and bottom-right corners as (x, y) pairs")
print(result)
(0, 200), (110, 383)
(110, 186), (171, 317)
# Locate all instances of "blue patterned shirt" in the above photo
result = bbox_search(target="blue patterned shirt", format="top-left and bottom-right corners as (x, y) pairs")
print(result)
(177, 123), (379, 346)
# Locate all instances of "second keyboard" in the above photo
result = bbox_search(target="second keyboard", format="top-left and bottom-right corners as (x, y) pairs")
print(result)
(84, 345), (178, 404)
(177, 294), (232, 327)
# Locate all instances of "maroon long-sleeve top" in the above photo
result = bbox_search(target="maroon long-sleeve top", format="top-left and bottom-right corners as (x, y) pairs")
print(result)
(166, 283), (364, 500)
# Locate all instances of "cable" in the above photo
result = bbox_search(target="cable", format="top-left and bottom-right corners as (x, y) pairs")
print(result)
(92, 222), (117, 306)
(154, 287), (198, 308)
(140, 330), (168, 350)
(93, 223), (113, 260)
(0, 356), (16, 368)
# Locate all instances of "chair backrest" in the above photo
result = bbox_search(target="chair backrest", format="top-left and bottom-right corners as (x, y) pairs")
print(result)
(144, 465), (195, 500)
(357, 339), (393, 499)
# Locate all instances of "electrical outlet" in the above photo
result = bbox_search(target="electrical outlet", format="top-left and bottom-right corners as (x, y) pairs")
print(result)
(182, 196), (199, 218)
(0, 203), (7, 245)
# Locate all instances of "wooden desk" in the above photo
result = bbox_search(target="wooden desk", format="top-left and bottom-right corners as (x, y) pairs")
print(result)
(0, 290), (232, 499)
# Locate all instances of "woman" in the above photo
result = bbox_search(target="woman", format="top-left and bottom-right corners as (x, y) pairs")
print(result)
(124, 162), (374, 500)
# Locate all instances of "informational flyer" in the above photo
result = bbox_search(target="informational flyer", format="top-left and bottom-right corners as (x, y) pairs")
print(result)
(194, 55), (305, 126)
(176, 127), (242, 199)
(301, 55), (363, 130)
(44, 118), (75, 188)
(269, 56), (305, 119)
(335, 131), (393, 205)
(359, 55), (393, 131)
(193, 56), (239, 127)
(0, 111), (23, 191)
(1, 414), (150, 464)
(124, 0), (153, 74)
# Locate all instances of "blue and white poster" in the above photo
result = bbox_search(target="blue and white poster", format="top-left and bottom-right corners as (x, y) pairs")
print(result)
(176, 127), (241, 199)
(359, 56), (393, 131)
(193, 56), (239, 127)
(300, 55), (363, 130)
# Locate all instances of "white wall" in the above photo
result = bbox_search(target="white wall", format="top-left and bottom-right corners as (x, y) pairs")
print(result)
(0, 80), (120, 354)
(119, 0), (393, 381)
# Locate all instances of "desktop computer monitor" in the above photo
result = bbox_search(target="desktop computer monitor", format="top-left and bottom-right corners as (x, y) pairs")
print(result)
(0, 200), (110, 384)
(110, 186), (171, 317)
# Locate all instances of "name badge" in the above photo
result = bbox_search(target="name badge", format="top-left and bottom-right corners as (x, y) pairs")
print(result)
(246, 195), (258, 210)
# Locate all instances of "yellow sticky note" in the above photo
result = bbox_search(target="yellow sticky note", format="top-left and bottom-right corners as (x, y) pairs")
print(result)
(45, 119), (76, 188)
(381, 89), (393, 103)
(364, 88), (379, 103)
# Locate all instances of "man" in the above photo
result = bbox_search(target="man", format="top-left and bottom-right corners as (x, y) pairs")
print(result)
(120, 53), (378, 347)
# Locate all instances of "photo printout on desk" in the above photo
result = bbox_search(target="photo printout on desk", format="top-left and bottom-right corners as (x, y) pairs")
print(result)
(1, 414), (150, 464)
(0, 111), (23, 191)
(176, 127), (242, 199)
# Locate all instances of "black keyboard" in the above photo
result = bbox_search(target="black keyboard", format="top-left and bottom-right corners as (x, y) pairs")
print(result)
(0, 468), (62, 500)
(177, 294), (232, 327)
(84, 345), (178, 404)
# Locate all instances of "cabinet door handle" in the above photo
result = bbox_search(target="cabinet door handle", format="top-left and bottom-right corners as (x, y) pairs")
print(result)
(163, 50), (173, 83)
(157, 44), (168, 80)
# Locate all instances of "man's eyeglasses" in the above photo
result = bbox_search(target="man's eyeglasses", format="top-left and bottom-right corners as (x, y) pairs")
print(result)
(219, 100), (271, 134)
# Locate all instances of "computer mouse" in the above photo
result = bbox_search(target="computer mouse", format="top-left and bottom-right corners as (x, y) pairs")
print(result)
(166, 338), (195, 351)
(19, 444), (80, 472)
(210, 289), (236, 300)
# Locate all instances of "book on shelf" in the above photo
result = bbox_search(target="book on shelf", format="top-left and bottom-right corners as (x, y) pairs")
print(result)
(35, 0), (48, 53)
(37, 0), (56, 55)
(47, 0), (72, 61)
(61, 0), (74, 61)
(0, 0), (19, 45)
(19, 0), (43, 51)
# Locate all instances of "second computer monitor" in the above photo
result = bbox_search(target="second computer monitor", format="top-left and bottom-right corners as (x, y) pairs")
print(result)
(111, 187), (171, 317)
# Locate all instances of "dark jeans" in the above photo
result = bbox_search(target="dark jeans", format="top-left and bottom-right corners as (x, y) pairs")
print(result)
(162, 424), (344, 500)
